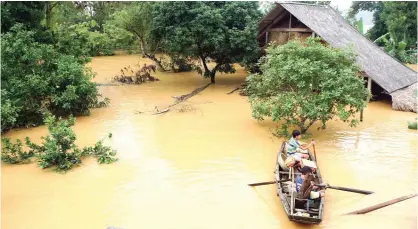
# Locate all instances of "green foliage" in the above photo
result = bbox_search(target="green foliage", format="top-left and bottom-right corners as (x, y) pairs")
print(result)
(1, 114), (118, 173)
(1, 90), (19, 131)
(374, 32), (416, 64)
(81, 133), (118, 164)
(109, 2), (166, 69)
(1, 24), (108, 132)
(36, 114), (82, 171)
(1, 1), (46, 32)
(111, 2), (157, 52)
(348, 1), (417, 63)
(246, 38), (369, 135)
(259, 1), (276, 15)
(55, 20), (110, 57)
(346, 16), (364, 35)
(1, 138), (34, 164)
(52, 2), (89, 27)
(152, 2), (262, 82)
(103, 22), (137, 51)
(380, 2), (417, 51)
(408, 120), (417, 130)
(163, 55), (197, 73)
(348, 1), (386, 43)
(356, 18), (364, 34)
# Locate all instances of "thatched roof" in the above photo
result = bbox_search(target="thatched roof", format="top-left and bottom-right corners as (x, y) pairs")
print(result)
(391, 83), (417, 112)
(259, 3), (417, 94)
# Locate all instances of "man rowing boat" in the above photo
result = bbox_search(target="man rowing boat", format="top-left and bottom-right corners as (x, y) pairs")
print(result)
(287, 130), (315, 162)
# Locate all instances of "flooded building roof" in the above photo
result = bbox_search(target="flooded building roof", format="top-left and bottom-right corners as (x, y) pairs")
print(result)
(258, 2), (417, 94)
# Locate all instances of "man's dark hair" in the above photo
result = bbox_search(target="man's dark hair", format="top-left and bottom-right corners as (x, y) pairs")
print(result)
(292, 130), (301, 138)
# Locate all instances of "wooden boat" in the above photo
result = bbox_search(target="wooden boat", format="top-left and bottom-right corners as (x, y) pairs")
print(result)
(274, 141), (325, 224)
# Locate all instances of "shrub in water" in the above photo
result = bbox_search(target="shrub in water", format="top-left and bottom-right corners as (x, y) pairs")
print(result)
(1, 138), (34, 164)
(1, 113), (118, 173)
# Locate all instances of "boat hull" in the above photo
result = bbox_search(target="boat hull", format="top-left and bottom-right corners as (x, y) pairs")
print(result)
(275, 141), (324, 224)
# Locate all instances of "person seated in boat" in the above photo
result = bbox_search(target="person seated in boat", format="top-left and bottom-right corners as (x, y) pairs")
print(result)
(287, 130), (315, 162)
(297, 173), (325, 200)
(295, 166), (312, 193)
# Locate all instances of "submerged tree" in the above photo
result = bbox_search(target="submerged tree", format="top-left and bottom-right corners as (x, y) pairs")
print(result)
(152, 2), (261, 83)
(246, 38), (369, 135)
(110, 2), (166, 70)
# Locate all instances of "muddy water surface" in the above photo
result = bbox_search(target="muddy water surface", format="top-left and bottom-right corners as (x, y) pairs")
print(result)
(2, 56), (417, 229)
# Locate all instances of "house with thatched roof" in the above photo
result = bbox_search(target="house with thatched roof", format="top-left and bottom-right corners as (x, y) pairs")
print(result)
(258, 2), (417, 112)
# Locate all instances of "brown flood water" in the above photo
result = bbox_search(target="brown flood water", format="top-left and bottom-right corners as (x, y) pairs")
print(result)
(2, 55), (417, 229)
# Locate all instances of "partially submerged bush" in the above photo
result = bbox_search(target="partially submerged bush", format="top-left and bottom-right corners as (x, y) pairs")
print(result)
(113, 63), (159, 84)
(163, 55), (197, 73)
(1, 138), (34, 164)
(1, 113), (118, 173)
(81, 133), (117, 164)
(34, 114), (82, 171)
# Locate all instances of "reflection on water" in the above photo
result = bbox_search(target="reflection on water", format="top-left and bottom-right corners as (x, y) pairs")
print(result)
(2, 55), (416, 229)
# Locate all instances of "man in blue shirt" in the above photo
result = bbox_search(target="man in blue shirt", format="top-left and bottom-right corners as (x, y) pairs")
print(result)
(286, 130), (315, 161)
(296, 166), (312, 192)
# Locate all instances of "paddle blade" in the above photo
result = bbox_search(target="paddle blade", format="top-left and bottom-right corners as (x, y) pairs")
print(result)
(248, 181), (276, 187)
(328, 185), (374, 195)
(248, 178), (291, 187)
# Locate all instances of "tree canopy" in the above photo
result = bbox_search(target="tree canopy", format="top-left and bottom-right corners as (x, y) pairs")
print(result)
(246, 38), (369, 135)
(1, 2), (110, 132)
(348, 1), (417, 63)
(1, 1), (46, 33)
(110, 2), (166, 70)
(151, 2), (262, 83)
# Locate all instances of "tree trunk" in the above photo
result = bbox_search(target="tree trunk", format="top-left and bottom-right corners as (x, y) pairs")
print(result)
(200, 55), (210, 73)
(300, 120), (316, 134)
(199, 55), (216, 83)
(45, 2), (57, 29)
(134, 33), (166, 72)
(300, 126), (308, 134)
(210, 75), (215, 84)
(145, 53), (166, 72)
(46, 7), (52, 29)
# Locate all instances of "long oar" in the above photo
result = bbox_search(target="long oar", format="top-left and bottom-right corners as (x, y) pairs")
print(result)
(346, 193), (417, 214)
(328, 185), (374, 195)
(248, 178), (291, 187)
(310, 143), (372, 195)
(312, 139), (317, 162)
(317, 183), (373, 195)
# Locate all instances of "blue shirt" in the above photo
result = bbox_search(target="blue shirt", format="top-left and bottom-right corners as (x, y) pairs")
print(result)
(296, 175), (303, 192)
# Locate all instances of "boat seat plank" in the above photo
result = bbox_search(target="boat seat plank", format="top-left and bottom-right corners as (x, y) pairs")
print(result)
(295, 208), (320, 215)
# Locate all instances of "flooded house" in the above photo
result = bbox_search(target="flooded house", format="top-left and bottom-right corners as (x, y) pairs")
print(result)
(258, 2), (417, 112)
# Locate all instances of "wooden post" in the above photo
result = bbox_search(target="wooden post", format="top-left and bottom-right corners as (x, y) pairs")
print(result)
(312, 32), (315, 37)
(367, 77), (372, 102)
(360, 76), (371, 122)
(288, 14), (292, 41)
